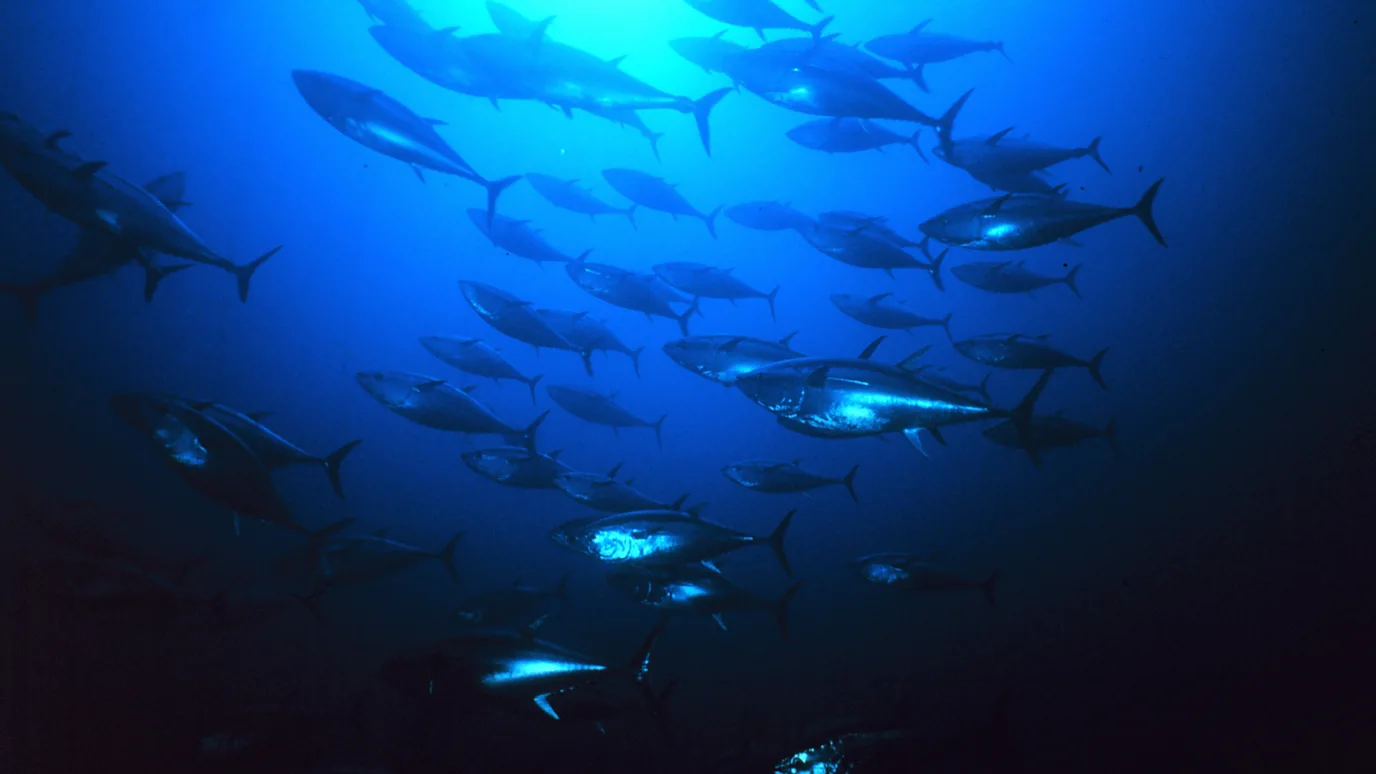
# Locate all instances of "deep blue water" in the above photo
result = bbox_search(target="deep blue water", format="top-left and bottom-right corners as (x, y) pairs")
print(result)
(1, 1), (1373, 772)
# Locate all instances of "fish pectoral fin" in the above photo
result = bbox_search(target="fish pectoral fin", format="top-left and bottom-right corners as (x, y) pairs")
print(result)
(805, 366), (831, 387)
(711, 613), (728, 631)
(71, 161), (108, 179)
(413, 379), (446, 392)
(533, 693), (562, 720)
(903, 428), (930, 457)
(701, 560), (723, 574)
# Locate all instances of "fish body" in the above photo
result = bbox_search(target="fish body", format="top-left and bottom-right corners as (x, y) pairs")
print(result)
(303, 531), (463, 586)
(525, 173), (637, 224)
(817, 210), (926, 249)
(950, 260), (1081, 297)
(801, 221), (946, 288)
(736, 63), (935, 124)
(787, 117), (923, 157)
(459, 281), (595, 372)
(852, 552), (997, 605)
(662, 332), (803, 385)
(683, 0), (831, 41)
(830, 293), (952, 338)
(653, 262), (778, 320)
(196, 403), (362, 498)
(601, 169), (722, 237)
(549, 509), (794, 575)
(723, 459), (858, 501)
(419, 335), (542, 402)
(982, 413), (1117, 453)
(723, 200), (815, 232)
(465, 209), (589, 264)
(545, 384), (666, 447)
(919, 180), (1166, 250)
(354, 370), (544, 438)
(953, 334), (1108, 389)
(866, 24), (1008, 66)
(606, 566), (801, 636)
(535, 308), (644, 375)
(463, 446), (572, 489)
(564, 256), (698, 335)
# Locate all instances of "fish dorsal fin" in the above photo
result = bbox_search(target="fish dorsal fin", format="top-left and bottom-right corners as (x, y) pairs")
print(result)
(896, 345), (931, 371)
(1015, 260), (1027, 267)
(607, 461), (625, 479)
(670, 493), (690, 511)
(712, 29), (727, 39)
(570, 311), (589, 321)
(606, 55), (628, 68)
(984, 193), (1014, 214)
(71, 160), (107, 180)
(522, 613), (550, 639)
(701, 559), (723, 574)
(986, 126), (1016, 146)
(805, 366), (831, 387)
(460, 384), (480, 393)
(624, 478), (635, 486)
(435, 26), (460, 37)
(372, 528), (390, 539)
(425, 117), (447, 126)
(607, 390), (619, 401)
(778, 331), (800, 347)
(911, 19), (933, 34)
(548, 448), (563, 459)
(858, 336), (887, 360)
(718, 336), (747, 352)
(247, 411), (273, 422)
(43, 130), (71, 150)
(867, 292), (894, 305)
(529, 16), (556, 47)
(414, 379), (447, 392)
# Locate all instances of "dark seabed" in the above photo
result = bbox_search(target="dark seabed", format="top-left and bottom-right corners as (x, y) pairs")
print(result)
(1, 1), (1373, 772)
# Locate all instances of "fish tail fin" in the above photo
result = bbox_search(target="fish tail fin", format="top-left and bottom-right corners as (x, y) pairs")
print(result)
(935, 89), (974, 153)
(630, 616), (671, 735)
(0, 281), (42, 322)
(322, 440), (363, 499)
(929, 247), (948, 291)
(691, 88), (732, 157)
(1008, 369), (1055, 468)
(842, 464), (860, 503)
(765, 285), (780, 322)
(625, 204), (639, 230)
(995, 41), (1013, 63)
(810, 15), (834, 40)
(1131, 178), (1166, 247)
(520, 409), (551, 451)
(1064, 264), (1083, 298)
(143, 262), (195, 302)
(646, 133), (665, 162)
(555, 571), (573, 606)
(1104, 415), (1119, 455)
(652, 413), (667, 450)
(484, 174), (524, 227)
(906, 63), (929, 93)
(525, 373), (544, 405)
(940, 312), (954, 342)
(233, 245), (283, 303)
(909, 127), (929, 163)
(677, 297), (699, 336)
(773, 581), (803, 640)
(435, 530), (465, 585)
(766, 509), (796, 576)
(704, 205), (723, 239)
(630, 346), (645, 377)
(982, 571), (999, 608)
(1088, 347), (1109, 390)
(580, 348), (596, 376)
(1086, 136), (1110, 174)
(977, 373), (993, 404)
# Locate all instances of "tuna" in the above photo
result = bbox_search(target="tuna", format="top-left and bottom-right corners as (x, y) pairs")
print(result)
(683, 0), (833, 41)
(852, 552), (998, 606)
(866, 20), (1010, 77)
(786, 118), (926, 160)
(951, 260), (1082, 297)
(549, 508), (796, 575)
(545, 384), (667, 448)
(453, 574), (572, 627)
(606, 566), (802, 637)
(733, 62), (938, 125)
(525, 173), (637, 226)
(356, 0), (429, 28)
(662, 332), (804, 385)
(829, 292), (953, 339)
(192, 403), (363, 499)
(459, 280), (596, 374)
(535, 308), (645, 376)
(564, 254), (700, 336)
(354, 370), (551, 442)
(465, 209), (592, 265)
(601, 169), (722, 237)
(953, 334), (1108, 390)
(983, 411), (1118, 455)
(724, 200), (815, 232)
(463, 446), (573, 489)
(667, 32), (750, 76)
(722, 460), (859, 502)
(557, 468), (705, 515)
(801, 220), (947, 288)
(288, 529), (464, 588)
(652, 262), (779, 320)
(419, 335), (543, 403)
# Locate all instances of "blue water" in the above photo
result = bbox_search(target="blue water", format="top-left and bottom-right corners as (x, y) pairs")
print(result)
(2, 1), (1372, 772)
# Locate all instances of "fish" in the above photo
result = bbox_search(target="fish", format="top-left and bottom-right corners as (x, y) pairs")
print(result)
(936, 125), (1110, 177)
(356, 0), (429, 28)
(524, 173), (637, 226)
(829, 292), (953, 339)
(982, 411), (1118, 455)
(0, 114), (280, 302)
(109, 393), (295, 530)
(366, 24), (530, 106)
(951, 260), (1082, 297)
(464, 209), (592, 265)
(683, 0), (832, 42)
(191, 402), (363, 499)
(564, 254), (700, 336)
(722, 459), (859, 502)
(556, 467), (705, 515)
(545, 384), (667, 448)
(419, 335), (543, 403)
(896, 357), (994, 405)
(723, 200), (815, 232)
(354, 370), (551, 441)
(601, 169), (722, 237)
(816, 210), (927, 249)
(662, 331), (804, 386)
(290, 70), (520, 225)
(953, 333), (1108, 390)
(459, 280), (596, 374)
(290, 528), (464, 588)
(919, 179), (1167, 250)
(549, 508), (796, 575)
(652, 262), (779, 321)
(379, 617), (666, 722)
(534, 308), (645, 376)
(735, 61), (938, 125)
(606, 566), (803, 638)
(731, 337), (1056, 465)
(772, 727), (918, 773)
(753, 34), (928, 90)
(852, 552), (998, 606)
(667, 31), (750, 76)
(786, 117), (926, 160)
(453, 573), (572, 627)
(866, 19), (1011, 70)
(463, 445), (574, 489)
(800, 220), (947, 288)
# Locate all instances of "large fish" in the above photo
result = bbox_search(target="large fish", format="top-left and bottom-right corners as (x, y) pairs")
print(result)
(545, 384), (667, 448)
(983, 411), (1118, 456)
(919, 179), (1167, 250)
(852, 552), (998, 606)
(419, 335), (543, 403)
(549, 508), (796, 575)
(722, 459), (859, 502)
(606, 566), (802, 637)
(465, 208), (592, 265)
(291, 70), (520, 225)
(287, 529), (464, 588)
(662, 332), (803, 386)
(463, 445), (573, 489)
(724, 200), (815, 232)
(534, 308), (644, 376)
(192, 402), (363, 499)
(953, 333), (1108, 390)
(801, 220), (947, 287)
(951, 260), (1081, 297)
(732, 337), (1056, 464)
(786, 117), (926, 159)
(525, 173), (637, 226)
(0, 114), (280, 302)
(652, 262), (779, 320)
(354, 370), (550, 442)
(564, 255), (700, 336)
(601, 169), (722, 237)
(829, 292), (953, 339)
(932, 89), (1110, 182)
(459, 280), (595, 374)
(683, 1), (832, 41)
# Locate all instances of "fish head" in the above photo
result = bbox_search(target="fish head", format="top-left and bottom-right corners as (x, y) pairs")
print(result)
(917, 209), (972, 245)
(462, 448), (523, 480)
(853, 556), (912, 586)
(552, 472), (602, 499)
(660, 338), (702, 369)
(732, 363), (807, 414)
(354, 370), (416, 408)
(418, 335), (474, 359)
(667, 35), (745, 73)
(464, 208), (494, 236)
(720, 465), (748, 485)
(0, 111), (39, 153)
(290, 70), (368, 119)
(547, 520), (592, 554)
(458, 280), (521, 318)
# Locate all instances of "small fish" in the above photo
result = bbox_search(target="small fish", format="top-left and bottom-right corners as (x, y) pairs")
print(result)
(601, 169), (722, 238)
(652, 262), (779, 321)
(852, 552), (998, 606)
(419, 335), (543, 403)
(662, 332), (804, 386)
(545, 385), (667, 448)
(723, 459), (859, 502)
(525, 173), (637, 226)
(829, 292), (953, 339)
(983, 411), (1118, 455)
(951, 260), (1081, 297)
(953, 334), (1108, 390)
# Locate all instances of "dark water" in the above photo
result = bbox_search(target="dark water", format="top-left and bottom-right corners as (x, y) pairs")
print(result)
(1, 1), (1372, 772)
